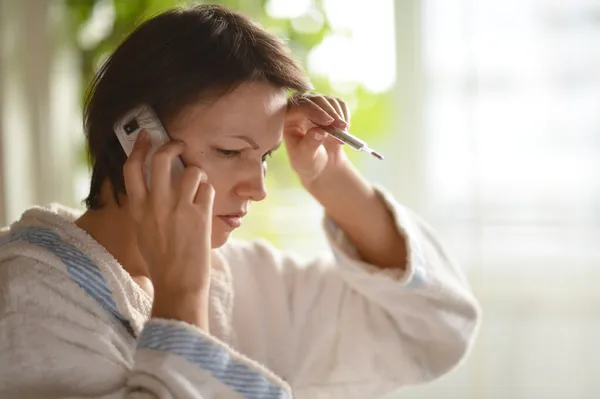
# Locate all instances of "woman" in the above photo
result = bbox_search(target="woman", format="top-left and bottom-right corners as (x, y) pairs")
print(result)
(0, 4), (480, 399)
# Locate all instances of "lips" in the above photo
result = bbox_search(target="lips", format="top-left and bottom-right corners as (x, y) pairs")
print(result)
(218, 216), (242, 228)
(217, 212), (247, 229)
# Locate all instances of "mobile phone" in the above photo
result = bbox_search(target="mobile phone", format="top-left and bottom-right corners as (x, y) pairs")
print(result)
(113, 104), (184, 188)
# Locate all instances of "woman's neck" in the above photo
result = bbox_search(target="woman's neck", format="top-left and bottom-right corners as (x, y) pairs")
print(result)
(74, 201), (154, 297)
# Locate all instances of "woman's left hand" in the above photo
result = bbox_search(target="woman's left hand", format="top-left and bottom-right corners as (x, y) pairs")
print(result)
(284, 94), (351, 186)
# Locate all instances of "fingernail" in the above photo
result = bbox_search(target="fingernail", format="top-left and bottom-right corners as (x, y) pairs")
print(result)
(324, 116), (335, 124)
(313, 131), (327, 141)
(335, 119), (347, 129)
(134, 132), (146, 148)
(138, 130), (148, 142)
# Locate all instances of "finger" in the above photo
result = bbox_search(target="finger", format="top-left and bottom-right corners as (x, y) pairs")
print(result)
(337, 99), (351, 126)
(296, 126), (328, 161)
(323, 132), (345, 154)
(178, 166), (205, 204)
(195, 180), (214, 247)
(194, 179), (215, 213)
(326, 97), (349, 130)
(150, 141), (185, 196)
(290, 97), (335, 128)
(123, 130), (150, 207)
(309, 96), (344, 126)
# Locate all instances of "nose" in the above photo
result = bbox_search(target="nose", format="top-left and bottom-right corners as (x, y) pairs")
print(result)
(235, 162), (267, 202)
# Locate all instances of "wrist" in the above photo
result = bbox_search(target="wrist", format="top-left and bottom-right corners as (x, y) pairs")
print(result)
(302, 160), (360, 201)
(301, 162), (343, 194)
(149, 261), (211, 294)
(151, 289), (210, 330)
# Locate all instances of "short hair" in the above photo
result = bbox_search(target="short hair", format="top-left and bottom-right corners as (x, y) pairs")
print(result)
(83, 4), (312, 209)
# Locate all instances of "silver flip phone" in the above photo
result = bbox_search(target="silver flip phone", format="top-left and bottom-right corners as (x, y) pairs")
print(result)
(114, 104), (184, 187)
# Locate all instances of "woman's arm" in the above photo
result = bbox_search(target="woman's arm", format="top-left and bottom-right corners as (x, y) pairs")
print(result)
(303, 159), (407, 270)
(284, 93), (408, 270)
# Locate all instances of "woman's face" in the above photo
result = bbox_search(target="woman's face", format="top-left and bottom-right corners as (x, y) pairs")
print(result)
(168, 82), (288, 248)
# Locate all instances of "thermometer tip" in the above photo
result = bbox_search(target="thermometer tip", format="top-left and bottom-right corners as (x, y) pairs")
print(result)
(371, 151), (384, 160)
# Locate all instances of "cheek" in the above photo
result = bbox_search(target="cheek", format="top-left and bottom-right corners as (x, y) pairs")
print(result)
(206, 167), (234, 194)
(194, 157), (242, 205)
(182, 148), (247, 204)
(184, 149), (233, 185)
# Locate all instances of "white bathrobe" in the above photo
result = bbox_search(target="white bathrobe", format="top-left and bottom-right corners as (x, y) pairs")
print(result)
(0, 188), (480, 399)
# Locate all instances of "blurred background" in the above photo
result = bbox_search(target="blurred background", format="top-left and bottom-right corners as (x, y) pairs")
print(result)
(1, 0), (599, 398)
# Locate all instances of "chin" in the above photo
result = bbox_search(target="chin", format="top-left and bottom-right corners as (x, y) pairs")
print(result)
(210, 230), (231, 249)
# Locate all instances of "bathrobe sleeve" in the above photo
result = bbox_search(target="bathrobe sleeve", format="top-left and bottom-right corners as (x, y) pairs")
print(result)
(0, 256), (292, 399)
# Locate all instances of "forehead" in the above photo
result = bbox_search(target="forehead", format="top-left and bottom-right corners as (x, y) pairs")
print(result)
(171, 82), (288, 135)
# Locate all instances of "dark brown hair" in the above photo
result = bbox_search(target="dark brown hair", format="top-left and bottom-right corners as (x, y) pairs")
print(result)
(83, 4), (311, 209)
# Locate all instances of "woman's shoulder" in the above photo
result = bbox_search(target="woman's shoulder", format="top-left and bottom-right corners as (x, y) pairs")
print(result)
(0, 253), (81, 320)
(0, 220), (81, 294)
(0, 252), (58, 292)
(0, 240), (116, 333)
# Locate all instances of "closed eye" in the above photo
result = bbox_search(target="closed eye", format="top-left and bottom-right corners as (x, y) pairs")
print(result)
(215, 147), (276, 162)
(262, 151), (273, 163)
(216, 149), (242, 158)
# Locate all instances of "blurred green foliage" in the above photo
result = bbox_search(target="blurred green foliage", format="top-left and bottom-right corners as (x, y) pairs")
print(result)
(65, 0), (393, 242)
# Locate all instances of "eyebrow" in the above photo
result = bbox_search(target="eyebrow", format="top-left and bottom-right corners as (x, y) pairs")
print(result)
(231, 135), (259, 149)
(230, 134), (282, 152)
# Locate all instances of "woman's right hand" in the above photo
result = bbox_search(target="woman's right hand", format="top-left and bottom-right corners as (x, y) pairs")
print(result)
(123, 130), (214, 330)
